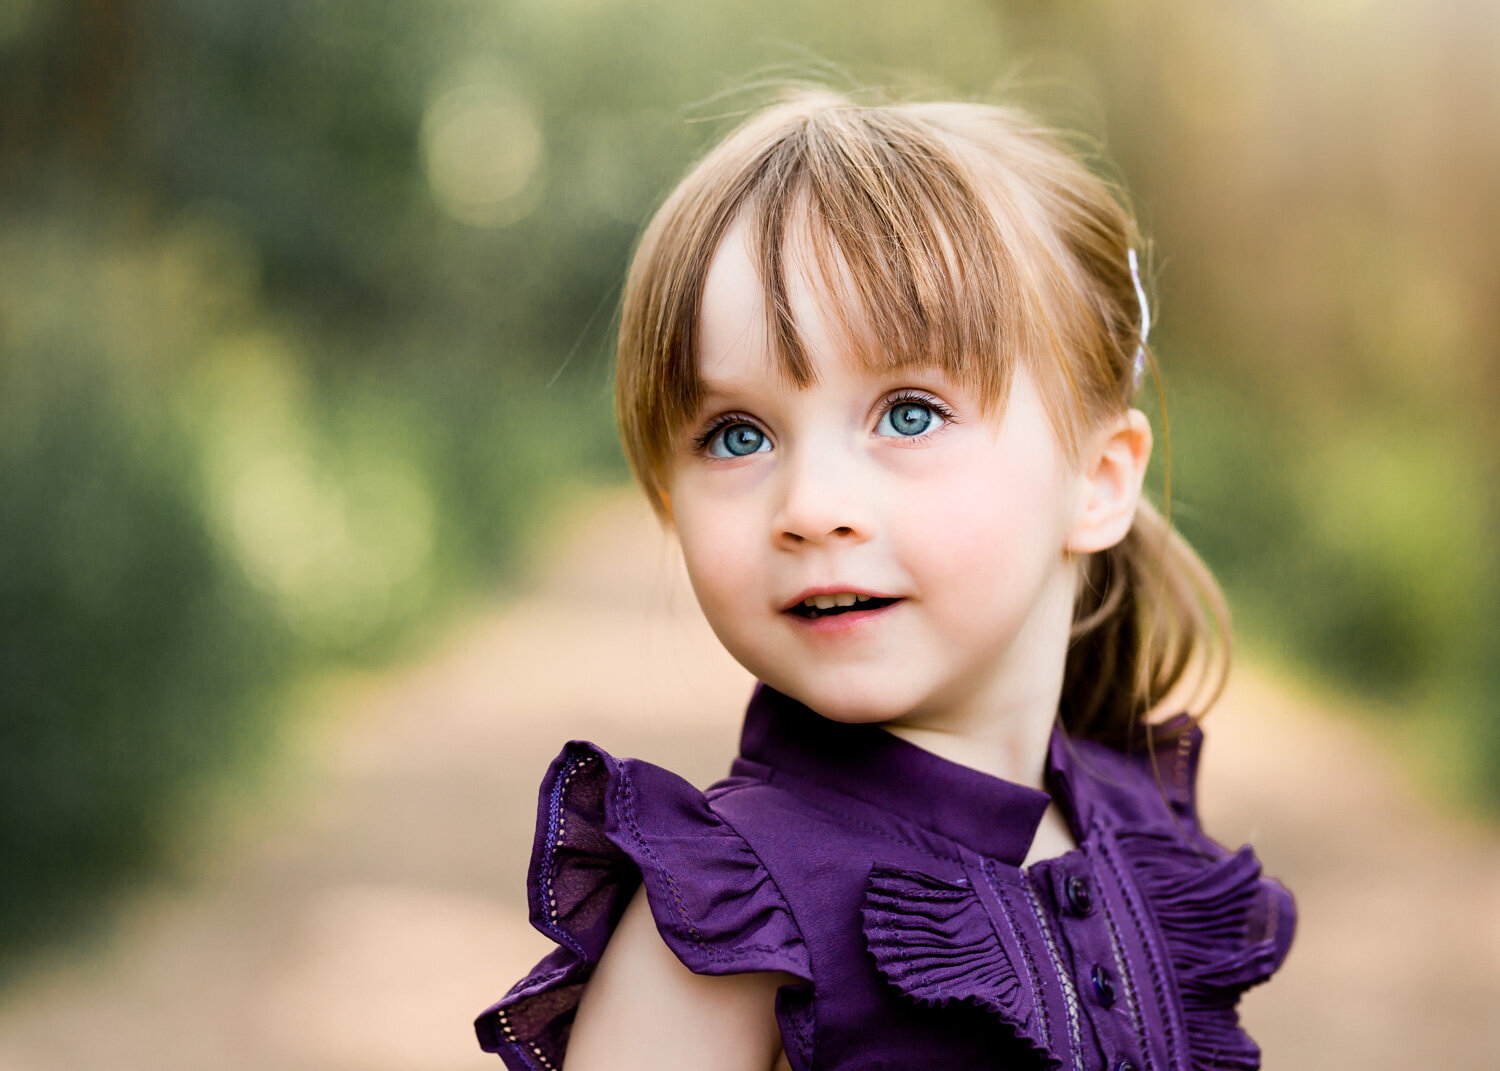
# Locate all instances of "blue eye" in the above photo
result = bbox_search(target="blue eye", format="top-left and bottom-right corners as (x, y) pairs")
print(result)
(877, 399), (946, 437)
(707, 422), (770, 458)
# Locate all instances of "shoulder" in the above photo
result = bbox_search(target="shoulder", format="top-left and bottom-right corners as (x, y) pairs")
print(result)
(476, 741), (812, 1070)
(528, 741), (811, 976)
(563, 884), (800, 1071)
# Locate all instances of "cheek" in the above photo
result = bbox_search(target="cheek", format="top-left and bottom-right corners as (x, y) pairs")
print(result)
(898, 457), (1069, 601)
(671, 492), (762, 616)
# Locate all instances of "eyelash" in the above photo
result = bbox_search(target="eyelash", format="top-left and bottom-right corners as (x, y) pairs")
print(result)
(882, 390), (959, 433)
(691, 413), (756, 455)
(691, 390), (958, 455)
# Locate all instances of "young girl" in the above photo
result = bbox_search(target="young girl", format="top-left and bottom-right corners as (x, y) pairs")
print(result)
(475, 89), (1295, 1071)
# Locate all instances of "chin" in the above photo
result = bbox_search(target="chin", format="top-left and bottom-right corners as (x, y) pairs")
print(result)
(772, 675), (916, 726)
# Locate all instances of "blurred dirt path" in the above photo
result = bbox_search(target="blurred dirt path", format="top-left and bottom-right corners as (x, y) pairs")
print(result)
(1, 489), (1496, 1070)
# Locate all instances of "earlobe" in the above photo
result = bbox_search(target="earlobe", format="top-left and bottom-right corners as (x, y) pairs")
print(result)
(1065, 410), (1152, 555)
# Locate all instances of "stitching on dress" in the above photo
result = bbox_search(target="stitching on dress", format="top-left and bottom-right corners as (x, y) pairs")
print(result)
(508, 964), (571, 995)
(1099, 833), (1186, 1071)
(616, 768), (702, 946)
(705, 796), (818, 1066)
(532, 756), (811, 1065)
(762, 768), (972, 858)
(762, 781), (966, 865)
(538, 754), (591, 959)
(494, 1007), (549, 1071)
(1022, 872), (1083, 1071)
(1098, 868), (1153, 1071)
(980, 860), (1049, 1045)
(705, 794), (816, 974)
(615, 764), (788, 960)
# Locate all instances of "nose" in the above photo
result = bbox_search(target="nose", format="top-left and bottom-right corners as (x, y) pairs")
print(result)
(772, 444), (872, 549)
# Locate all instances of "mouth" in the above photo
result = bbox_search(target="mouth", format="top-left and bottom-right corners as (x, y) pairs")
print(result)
(785, 592), (903, 619)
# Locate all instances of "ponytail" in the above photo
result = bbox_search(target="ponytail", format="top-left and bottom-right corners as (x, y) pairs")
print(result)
(1061, 499), (1231, 748)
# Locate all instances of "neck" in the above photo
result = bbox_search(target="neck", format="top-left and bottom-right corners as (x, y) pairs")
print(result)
(880, 690), (1060, 792)
(878, 562), (1077, 793)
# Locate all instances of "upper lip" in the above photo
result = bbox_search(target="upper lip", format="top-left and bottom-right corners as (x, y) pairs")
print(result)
(780, 586), (903, 612)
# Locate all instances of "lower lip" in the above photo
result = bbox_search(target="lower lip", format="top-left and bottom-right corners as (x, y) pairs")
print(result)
(784, 599), (903, 635)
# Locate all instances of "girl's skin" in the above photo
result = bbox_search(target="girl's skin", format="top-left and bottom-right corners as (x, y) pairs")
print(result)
(563, 219), (1152, 1071)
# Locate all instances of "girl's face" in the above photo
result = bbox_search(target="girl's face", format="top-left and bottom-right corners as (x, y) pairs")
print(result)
(665, 221), (1108, 734)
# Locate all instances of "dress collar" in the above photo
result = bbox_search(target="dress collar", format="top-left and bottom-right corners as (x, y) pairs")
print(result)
(736, 683), (1067, 866)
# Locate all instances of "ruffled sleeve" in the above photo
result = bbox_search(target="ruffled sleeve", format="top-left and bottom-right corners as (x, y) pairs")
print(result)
(1113, 722), (1298, 1071)
(1116, 828), (1296, 1070)
(474, 741), (811, 1069)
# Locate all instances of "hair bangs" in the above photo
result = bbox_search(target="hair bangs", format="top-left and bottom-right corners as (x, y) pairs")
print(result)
(617, 96), (1090, 518)
(740, 108), (1027, 418)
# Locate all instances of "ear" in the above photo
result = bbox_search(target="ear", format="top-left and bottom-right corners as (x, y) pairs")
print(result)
(1064, 409), (1152, 555)
(658, 488), (676, 531)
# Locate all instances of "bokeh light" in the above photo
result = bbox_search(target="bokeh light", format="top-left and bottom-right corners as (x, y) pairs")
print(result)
(422, 78), (544, 228)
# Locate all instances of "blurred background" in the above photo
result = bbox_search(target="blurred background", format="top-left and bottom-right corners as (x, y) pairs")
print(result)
(1, 0), (1497, 1067)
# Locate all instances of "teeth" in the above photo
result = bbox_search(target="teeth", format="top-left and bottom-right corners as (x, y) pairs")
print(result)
(802, 592), (871, 609)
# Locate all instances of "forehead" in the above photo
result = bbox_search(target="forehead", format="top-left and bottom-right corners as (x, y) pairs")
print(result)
(697, 219), (772, 384)
(697, 215), (940, 398)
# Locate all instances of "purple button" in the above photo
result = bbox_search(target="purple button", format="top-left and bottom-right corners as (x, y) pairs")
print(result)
(1091, 964), (1116, 1008)
(1065, 874), (1093, 916)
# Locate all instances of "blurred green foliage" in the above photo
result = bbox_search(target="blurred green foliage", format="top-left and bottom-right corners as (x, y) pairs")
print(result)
(1, 0), (1496, 967)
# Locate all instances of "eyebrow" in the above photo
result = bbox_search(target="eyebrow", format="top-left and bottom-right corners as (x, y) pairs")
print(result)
(695, 361), (961, 405)
(697, 379), (751, 401)
(694, 373), (782, 406)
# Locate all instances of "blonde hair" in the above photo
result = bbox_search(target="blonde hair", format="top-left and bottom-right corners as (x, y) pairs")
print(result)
(615, 88), (1229, 746)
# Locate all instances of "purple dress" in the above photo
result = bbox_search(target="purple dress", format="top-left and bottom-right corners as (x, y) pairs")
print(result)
(476, 684), (1296, 1070)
